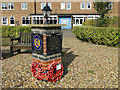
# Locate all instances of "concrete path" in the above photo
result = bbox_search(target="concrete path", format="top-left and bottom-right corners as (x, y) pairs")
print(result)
(62, 29), (76, 38)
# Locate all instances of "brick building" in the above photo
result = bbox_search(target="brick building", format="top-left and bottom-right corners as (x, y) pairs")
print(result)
(1, 1), (119, 29)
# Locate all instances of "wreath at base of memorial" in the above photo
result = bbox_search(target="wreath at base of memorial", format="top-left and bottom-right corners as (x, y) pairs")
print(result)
(31, 61), (44, 80)
(45, 61), (63, 82)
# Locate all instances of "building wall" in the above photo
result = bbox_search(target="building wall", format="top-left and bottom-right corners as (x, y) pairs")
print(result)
(32, 2), (119, 16)
(36, 2), (98, 14)
(1, 2), (119, 26)
(107, 2), (119, 17)
(1, 2), (34, 26)
(0, 1), (1, 27)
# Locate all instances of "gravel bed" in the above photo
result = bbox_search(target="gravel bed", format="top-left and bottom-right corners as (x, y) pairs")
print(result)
(1, 37), (118, 88)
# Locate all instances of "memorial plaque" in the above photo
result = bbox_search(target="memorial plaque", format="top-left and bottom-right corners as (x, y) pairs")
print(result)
(46, 33), (62, 55)
(31, 33), (43, 54)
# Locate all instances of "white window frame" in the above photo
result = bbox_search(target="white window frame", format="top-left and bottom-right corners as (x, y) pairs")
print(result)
(48, 3), (52, 9)
(8, 3), (14, 10)
(22, 17), (31, 26)
(108, 16), (112, 19)
(61, 3), (65, 10)
(66, 3), (71, 10)
(86, 2), (91, 9)
(81, 3), (85, 9)
(33, 16), (43, 24)
(108, 2), (113, 9)
(10, 16), (15, 26)
(73, 16), (84, 26)
(2, 17), (8, 25)
(21, 3), (27, 10)
(1, 3), (7, 10)
(48, 17), (57, 24)
(41, 3), (46, 9)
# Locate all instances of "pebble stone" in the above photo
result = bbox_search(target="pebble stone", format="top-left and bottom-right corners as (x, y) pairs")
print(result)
(1, 37), (118, 88)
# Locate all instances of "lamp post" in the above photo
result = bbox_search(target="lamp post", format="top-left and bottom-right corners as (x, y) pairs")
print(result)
(42, 3), (52, 24)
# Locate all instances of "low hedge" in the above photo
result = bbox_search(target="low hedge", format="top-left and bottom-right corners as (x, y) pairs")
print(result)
(82, 19), (97, 27)
(82, 16), (119, 27)
(73, 26), (119, 47)
(2, 26), (31, 38)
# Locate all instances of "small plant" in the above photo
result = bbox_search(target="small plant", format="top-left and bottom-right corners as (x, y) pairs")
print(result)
(88, 70), (94, 74)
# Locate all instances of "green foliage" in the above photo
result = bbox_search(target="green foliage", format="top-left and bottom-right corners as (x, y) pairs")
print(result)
(88, 70), (94, 74)
(93, 1), (113, 26)
(2, 26), (31, 38)
(83, 16), (119, 27)
(93, 2), (112, 18)
(73, 26), (119, 47)
(108, 16), (119, 27)
(82, 19), (97, 26)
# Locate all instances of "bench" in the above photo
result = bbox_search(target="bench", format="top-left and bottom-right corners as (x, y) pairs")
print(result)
(10, 31), (32, 56)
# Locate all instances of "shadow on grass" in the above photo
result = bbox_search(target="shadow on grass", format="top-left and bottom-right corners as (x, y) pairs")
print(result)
(61, 48), (79, 78)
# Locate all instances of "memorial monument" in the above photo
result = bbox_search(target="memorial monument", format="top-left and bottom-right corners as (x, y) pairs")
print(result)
(31, 3), (65, 82)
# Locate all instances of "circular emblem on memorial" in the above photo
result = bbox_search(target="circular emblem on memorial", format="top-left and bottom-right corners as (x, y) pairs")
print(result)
(33, 35), (42, 50)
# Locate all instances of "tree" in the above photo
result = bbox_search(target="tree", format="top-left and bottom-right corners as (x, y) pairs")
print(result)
(93, 1), (113, 26)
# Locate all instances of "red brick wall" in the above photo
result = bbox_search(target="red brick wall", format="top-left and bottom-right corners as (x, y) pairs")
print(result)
(1, 2), (119, 26)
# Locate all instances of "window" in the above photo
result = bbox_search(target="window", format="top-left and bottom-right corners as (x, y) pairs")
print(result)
(8, 3), (14, 10)
(61, 3), (71, 10)
(87, 2), (91, 9)
(81, 3), (85, 9)
(66, 3), (71, 10)
(61, 3), (65, 10)
(108, 2), (113, 9)
(10, 16), (15, 26)
(73, 17), (75, 24)
(76, 19), (79, 24)
(84, 17), (86, 22)
(108, 16), (112, 19)
(73, 16), (85, 26)
(22, 17), (31, 25)
(1, 3), (7, 10)
(21, 3), (27, 10)
(48, 17), (57, 24)
(41, 3), (51, 9)
(2, 17), (8, 25)
(80, 19), (83, 24)
(41, 3), (46, 9)
(33, 17), (43, 24)
(54, 17), (57, 24)
(48, 3), (51, 8)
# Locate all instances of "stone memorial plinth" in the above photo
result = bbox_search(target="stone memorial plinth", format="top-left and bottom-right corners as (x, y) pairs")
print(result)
(31, 24), (65, 72)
